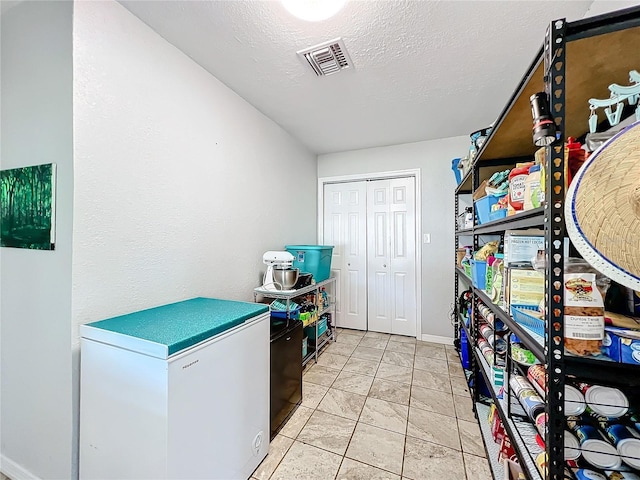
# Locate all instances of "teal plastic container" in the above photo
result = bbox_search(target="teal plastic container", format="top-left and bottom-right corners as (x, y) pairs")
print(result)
(285, 245), (334, 282)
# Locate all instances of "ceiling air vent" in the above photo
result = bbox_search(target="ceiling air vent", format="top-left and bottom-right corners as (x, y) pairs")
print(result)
(297, 38), (354, 77)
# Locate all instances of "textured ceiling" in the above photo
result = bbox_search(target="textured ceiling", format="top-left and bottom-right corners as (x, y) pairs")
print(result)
(118, 0), (595, 154)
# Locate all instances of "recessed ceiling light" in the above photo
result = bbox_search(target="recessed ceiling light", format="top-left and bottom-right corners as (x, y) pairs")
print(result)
(281, 0), (346, 22)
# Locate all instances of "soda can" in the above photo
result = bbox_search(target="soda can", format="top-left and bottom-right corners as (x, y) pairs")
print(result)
(479, 323), (494, 342)
(606, 424), (640, 470)
(578, 383), (629, 418)
(573, 425), (622, 470)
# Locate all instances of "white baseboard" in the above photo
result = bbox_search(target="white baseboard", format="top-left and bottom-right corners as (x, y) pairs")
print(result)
(421, 334), (454, 345)
(1, 454), (41, 480)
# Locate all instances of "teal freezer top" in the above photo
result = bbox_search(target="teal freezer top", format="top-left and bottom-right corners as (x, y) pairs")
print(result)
(81, 297), (268, 357)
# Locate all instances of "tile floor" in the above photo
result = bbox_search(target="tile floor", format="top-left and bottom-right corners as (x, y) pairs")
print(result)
(252, 329), (493, 480)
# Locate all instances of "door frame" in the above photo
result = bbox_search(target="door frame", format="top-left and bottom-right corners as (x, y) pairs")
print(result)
(317, 169), (423, 340)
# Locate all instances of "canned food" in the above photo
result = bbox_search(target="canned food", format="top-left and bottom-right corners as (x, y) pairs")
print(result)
(492, 337), (507, 355)
(479, 323), (494, 341)
(606, 471), (640, 480)
(574, 469), (608, 480)
(535, 452), (547, 477)
(510, 375), (535, 395)
(579, 383), (629, 418)
(527, 365), (546, 395)
(565, 385), (587, 416)
(573, 425), (622, 470)
(565, 430), (581, 460)
(586, 409), (621, 430)
(517, 389), (545, 421)
(606, 424), (640, 469)
(535, 412), (547, 438)
(629, 413), (640, 433)
(494, 319), (507, 332)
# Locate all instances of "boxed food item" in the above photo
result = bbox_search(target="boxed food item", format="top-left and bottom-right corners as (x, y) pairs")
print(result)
(602, 327), (640, 364)
(503, 230), (545, 266)
(508, 268), (545, 307)
(504, 458), (525, 480)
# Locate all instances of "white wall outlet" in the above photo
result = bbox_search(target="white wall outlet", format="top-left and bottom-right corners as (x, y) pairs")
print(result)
(423, 234), (431, 244)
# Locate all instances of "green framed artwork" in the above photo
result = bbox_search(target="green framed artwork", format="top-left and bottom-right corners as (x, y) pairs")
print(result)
(1, 163), (56, 250)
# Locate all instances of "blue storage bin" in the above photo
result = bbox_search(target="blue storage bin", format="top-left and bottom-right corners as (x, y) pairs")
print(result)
(304, 316), (328, 341)
(270, 308), (300, 319)
(510, 304), (544, 337)
(460, 327), (470, 369)
(285, 245), (334, 282)
(488, 209), (507, 222)
(471, 260), (487, 290)
(475, 196), (499, 225)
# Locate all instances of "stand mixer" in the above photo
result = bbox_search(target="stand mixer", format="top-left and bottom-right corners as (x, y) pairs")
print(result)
(262, 251), (299, 292)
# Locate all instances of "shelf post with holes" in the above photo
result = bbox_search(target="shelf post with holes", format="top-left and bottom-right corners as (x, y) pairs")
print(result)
(544, 17), (567, 480)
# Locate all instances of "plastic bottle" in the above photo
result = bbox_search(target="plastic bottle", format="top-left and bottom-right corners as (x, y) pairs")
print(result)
(524, 165), (542, 210)
(508, 162), (534, 212)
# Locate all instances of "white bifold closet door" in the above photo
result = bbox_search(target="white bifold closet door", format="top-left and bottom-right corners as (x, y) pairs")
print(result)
(366, 178), (417, 336)
(323, 177), (417, 336)
(323, 182), (368, 331)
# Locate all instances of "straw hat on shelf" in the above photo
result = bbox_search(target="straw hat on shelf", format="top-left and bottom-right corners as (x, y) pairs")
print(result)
(566, 121), (640, 291)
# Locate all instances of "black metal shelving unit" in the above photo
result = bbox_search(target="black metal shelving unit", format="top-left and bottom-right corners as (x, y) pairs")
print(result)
(453, 7), (640, 480)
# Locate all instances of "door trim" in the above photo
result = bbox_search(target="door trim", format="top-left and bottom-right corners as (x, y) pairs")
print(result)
(317, 169), (422, 340)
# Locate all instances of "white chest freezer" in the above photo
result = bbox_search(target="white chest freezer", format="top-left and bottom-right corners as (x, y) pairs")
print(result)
(79, 297), (270, 480)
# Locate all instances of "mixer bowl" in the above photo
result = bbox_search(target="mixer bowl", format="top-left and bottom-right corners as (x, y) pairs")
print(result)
(272, 268), (299, 289)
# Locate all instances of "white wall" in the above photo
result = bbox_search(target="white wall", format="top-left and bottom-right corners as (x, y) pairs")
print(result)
(584, 0), (639, 17)
(0, 2), (74, 479)
(318, 136), (469, 340)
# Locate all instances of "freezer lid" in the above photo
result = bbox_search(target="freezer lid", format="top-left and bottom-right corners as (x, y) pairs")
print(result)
(80, 297), (268, 358)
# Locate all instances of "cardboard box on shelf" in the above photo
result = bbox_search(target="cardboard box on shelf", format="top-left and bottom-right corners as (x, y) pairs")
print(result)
(473, 179), (489, 201)
(508, 268), (545, 307)
(603, 327), (640, 364)
(503, 230), (545, 267)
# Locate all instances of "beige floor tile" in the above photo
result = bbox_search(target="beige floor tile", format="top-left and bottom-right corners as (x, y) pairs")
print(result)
(444, 344), (457, 351)
(381, 350), (414, 368)
(270, 441), (342, 480)
(453, 394), (476, 422)
(410, 385), (455, 416)
(389, 334), (416, 344)
(407, 407), (461, 450)
(450, 375), (470, 396)
(413, 356), (448, 374)
(359, 336), (390, 350)
(317, 388), (367, 421)
(343, 357), (380, 376)
(464, 453), (493, 480)
(458, 418), (486, 457)
(369, 378), (411, 405)
(301, 381), (328, 409)
(352, 345), (385, 362)
(279, 405), (314, 439)
(342, 328), (366, 337)
(252, 434), (294, 480)
(415, 343), (447, 360)
(359, 397), (409, 434)
(336, 458), (401, 480)
(337, 333), (363, 345)
(346, 423), (405, 475)
(375, 362), (412, 385)
(303, 364), (340, 387)
(325, 341), (358, 357)
(297, 410), (357, 455)
(446, 349), (461, 364)
(402, 436), (465, 480)
(448, 360), (466, 378)
(316, 352), (349, 370)
(411, 369), (451, 393)
(386, 341), (416, 355)
(332, 370), (375, 396)
(365, 331), (390, 339)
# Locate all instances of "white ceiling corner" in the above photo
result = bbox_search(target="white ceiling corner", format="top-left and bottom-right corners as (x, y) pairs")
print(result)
(118, 0), (595, 154)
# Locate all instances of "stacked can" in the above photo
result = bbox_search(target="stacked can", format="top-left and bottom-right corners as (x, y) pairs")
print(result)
(509, 375), (545, 421)
(579, 384), (629, 418)
(567, 416), (623, 470)
(605, 424), (640, 470)
(606, 471), (640, 480)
